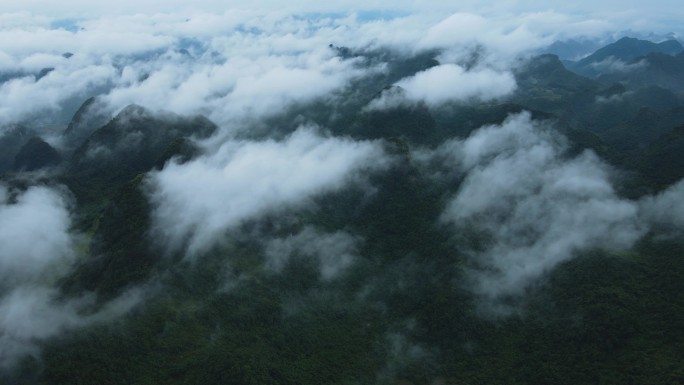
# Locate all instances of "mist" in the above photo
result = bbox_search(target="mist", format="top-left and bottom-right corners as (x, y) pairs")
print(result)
(432, 113), (684, 313)
(0, 185), (143, 369)
(147, 126), (388, 257)
(264, 227), (361, 280)
(1, 8), (656, 133)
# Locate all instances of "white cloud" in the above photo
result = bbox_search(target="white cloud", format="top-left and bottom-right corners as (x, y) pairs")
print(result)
(365, 62), (516, 111)
(0, 185), (145, 370)
(264, 227), (361, 280)
(590, 56), (649, 73)
(0, 7), (668, 131)
(437, 113), (646, 309)
(640, 179), (684, 232)
(0, 285), (145, 370)
(0, 63), (116, 125)
(392, 64), (516, 107)
(147, 126), (388, 257)
(0, 185), (79, 368)
(0, 287), (88, 368)
(0, 186), (75, 288)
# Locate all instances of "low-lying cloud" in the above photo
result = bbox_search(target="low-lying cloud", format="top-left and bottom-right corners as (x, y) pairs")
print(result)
(147, 126), (388, 257)
(0, 4), (682, 361)
(590, 56), (648, 73)
(436, 113), (648, 309)
(431, 113), (684, 313)
(370, 64), (516, 109)
(0, 185), (143, 370)
(640, 179), (684, 233)
(264, 227), (361, 280)
(0, 186), (75, 288)
(0, 185), (77, 368)
(0, 8), (645, 134)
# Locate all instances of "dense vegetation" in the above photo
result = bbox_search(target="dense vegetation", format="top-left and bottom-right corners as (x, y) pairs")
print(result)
(2, 36), (684, 384)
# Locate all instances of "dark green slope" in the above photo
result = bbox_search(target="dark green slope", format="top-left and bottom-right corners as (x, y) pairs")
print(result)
(12, 137), (61, 172)
(597, 52), (684, 92)
(635, 124), (684, 187)
(3, 46), (684, 385)
(0, 124), (37, 174)
(65, 104), (216, 204)
(570, 37), (684, 78)
(63, 97), (111, 152)
(512, 54), (600, 125)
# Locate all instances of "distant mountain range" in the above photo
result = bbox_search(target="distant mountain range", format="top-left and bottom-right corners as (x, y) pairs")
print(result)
(551, 37), (684, 93)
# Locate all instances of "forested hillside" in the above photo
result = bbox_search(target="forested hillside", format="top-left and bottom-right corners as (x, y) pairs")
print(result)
(1, 12), (684, 384)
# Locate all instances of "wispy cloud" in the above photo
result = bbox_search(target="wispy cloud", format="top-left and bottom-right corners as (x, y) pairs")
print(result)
(0, 185), (144, 369)
(431, 113), (684, 313)
(264, 227), (361, 280)
(147, 126), (389, 257)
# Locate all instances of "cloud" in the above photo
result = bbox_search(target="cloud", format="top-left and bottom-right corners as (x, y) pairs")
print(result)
(640, 179), (684, 233)
(0, 12), (378, 129)
(595, 90), (633, 104)
(0, 185), (78, 368)
(0, 63), (116, 127)
(0, 287), (88, 369)
(147, 126), (388, 257)
(0, 185), (144, 370)
(103, 48), (363, 126)
(437, 113), (647, 310)
(393, 64), (516, 107)
(264, 227), (361, 280)
(0, 285), (145, 370)
(0, 186), (75, 288)
(590, 56), (648, 73)
(418, 12), (547, 62)
(0, 7), (662, 132)
(3, 0), (684, 36)
(1, 8), (669, 133)
(365, 62), (516, 111)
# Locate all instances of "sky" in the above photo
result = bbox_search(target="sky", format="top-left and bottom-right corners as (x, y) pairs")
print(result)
(1, 0), (682, 27)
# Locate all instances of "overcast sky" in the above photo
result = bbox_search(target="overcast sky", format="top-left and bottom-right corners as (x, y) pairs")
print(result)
(0, 0), (682, 35)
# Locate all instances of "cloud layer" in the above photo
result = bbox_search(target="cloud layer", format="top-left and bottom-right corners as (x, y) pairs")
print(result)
(147, 127), (387, 257)
(0, 185), (143, 369)
(264, 227), (361, 280)
(437, 114), (640, 305)
(1, 6), (684, 373)
(0, 185), (77, 368)
(1, 7), (666, 134)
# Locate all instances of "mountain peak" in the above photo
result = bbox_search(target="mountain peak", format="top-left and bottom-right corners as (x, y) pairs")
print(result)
(657, 39), (684, 55)
(13, 137), (62, 171)
(570, 36), (684, 78)
(117, 104), (150, 119)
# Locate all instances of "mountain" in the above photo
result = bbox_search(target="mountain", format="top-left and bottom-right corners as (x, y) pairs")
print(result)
(0, 124), (37, 173)
(636, 124), (684, 187)
(596, 51), (684, 92)
(3, 44), (684, 385)
(540, 38), (604, 61)
(57, 105), (218, 299)
(350, 86), (438, 144)
(69, 104), (216, 181)
(569, 37), (684, 78)
(13, 137), (61, 171)
(512, 54), (601, 126)
(601, 105), (684, 153)
(63, 96), (111, 152)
